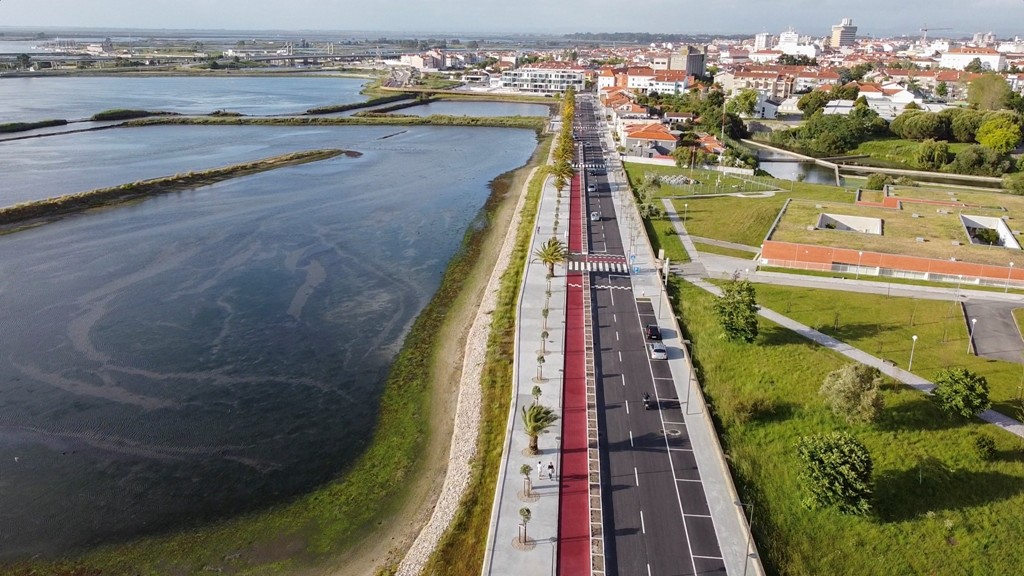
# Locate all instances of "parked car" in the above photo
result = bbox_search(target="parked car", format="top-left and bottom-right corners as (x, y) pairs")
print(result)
(645, 324), (662, 340)
(649, 342), (667, 360)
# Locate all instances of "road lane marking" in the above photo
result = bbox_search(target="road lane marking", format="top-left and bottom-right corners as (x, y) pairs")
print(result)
(647, 565), (652, 576)
(618, 351), (622, 362)
(615, 331), (619, 341)
(625, 400), (629, 414)
(685, 514), (713, 518)
(640, 510), (646, 534)
(634, 467), (640, 486)
(692, 555), (725, 560)
(629, 430), (634, 447)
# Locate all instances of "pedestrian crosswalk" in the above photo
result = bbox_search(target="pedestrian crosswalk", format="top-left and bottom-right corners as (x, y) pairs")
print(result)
(567, 260), (630, 273)
(573, 162), (605, 169)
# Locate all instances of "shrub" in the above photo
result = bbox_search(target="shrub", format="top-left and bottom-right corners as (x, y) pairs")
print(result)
(820, 364), (884, 424)
(974, 434), (997, 461)
(932, 368), (991, 419)
(1004, 173), (1024, 195)
(796, 432), (873, 515)
(713, 278), (759, 343)
(866, 173), (895, 190)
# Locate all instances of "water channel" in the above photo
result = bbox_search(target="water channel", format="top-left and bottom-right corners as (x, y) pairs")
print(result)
(0, 103), (540, 558)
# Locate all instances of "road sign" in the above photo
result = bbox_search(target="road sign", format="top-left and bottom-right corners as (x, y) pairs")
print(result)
(633, 265), (640, 274)
(630, 254), (636, 262)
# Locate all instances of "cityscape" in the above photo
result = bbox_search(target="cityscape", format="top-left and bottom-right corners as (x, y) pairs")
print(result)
(1, 8), (1024, 576)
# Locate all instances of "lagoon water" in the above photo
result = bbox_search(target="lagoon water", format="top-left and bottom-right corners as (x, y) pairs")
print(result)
(0, 75), (369, 121)
(0, 118), (538, 558)
(399, 100), (551, 117)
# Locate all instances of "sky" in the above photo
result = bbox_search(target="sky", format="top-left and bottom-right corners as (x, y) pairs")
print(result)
(1, 0), (1022, 38)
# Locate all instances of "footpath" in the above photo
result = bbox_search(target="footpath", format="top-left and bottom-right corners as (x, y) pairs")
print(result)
(661, 199), (1024, 441)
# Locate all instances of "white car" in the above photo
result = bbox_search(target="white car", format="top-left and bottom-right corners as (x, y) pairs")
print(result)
(587, 184), (597, 192)
(590, 211), (601, 222)
(649, 342), (667, 360)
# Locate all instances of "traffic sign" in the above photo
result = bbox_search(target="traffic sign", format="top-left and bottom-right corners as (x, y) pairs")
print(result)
(633, 266), (640, 274)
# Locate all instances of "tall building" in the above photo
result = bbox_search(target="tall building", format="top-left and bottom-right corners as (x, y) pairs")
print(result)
(754, 32), (772, 52)
(831, 18), (858, 47)
(668, 45), (706, 78)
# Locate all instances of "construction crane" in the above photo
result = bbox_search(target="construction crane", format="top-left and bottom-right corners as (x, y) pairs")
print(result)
(920, 26), (952, 43)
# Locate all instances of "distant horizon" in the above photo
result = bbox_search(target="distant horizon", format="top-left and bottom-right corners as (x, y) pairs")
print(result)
(0, 24), (1019, 42)
(0, 0), (1022, 39)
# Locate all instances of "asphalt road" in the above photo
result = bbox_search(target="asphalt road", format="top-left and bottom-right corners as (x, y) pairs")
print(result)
(577, 95), (727, 575)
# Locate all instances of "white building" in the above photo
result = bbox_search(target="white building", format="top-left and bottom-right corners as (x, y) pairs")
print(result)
(939, 47), (1006, 71)
(830, 18), (858, 48)
(500, 64), (585, 94)
(777, 29), (819, 60)
(754, 33), (772, 52)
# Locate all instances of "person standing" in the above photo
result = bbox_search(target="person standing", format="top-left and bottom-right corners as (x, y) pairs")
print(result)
(537, 461), (543, 478)
(547, 461), (555, 480)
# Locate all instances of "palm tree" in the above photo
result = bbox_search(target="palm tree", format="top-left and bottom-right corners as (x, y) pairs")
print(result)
(519, 507), (532, 543)
(550, 160), (574, 195)
(522, 403), (559, 455)
(533, 237), (568, 276)
(520, 464), (533, 497)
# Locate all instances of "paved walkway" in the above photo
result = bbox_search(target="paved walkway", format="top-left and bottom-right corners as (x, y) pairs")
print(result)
(688, 235), (760, 254)
(963, 300), (1024, 364)
(661, 200), (1024, 441)
(481, 170), (569, 575)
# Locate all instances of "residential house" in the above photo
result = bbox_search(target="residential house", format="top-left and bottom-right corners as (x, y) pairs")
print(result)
(622, 123), (679, 158)
(500, 62), (586, 93)
(939, 46), (1006, 71)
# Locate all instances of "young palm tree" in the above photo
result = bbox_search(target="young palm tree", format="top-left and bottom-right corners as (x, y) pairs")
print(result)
(522, 403), (559, 455)
(519, 507), (532, 543)
(533, 237), (568, 277)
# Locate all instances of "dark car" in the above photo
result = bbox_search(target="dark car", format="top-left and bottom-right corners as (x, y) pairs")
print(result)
(645, 324), (662, 340)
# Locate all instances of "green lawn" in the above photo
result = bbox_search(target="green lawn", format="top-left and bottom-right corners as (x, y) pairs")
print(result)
(692, 241), (758, 260)
(624, 163), (779, 198)
(673, 187), (856, 247)
(673, 279), (1024, 576)
(753, 284), (1024, 417)
(644, 215), (691, 264)
(756, 266), (1024, 296)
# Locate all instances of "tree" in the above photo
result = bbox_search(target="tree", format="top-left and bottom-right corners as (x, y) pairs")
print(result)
(820, 364), (884, 424)
(519, 507), (532, 543)
(797, 90), (832, 117)
(531, 385), (542, 405)
(935, 81), (949, 98)
(914, 139), (952, 169)
(976, 116), (1023, 154)
(521, 403), (559, 455)
(964, 57), (986, 73)
(932, 368), (991, 419)
(520, 464), (534, 497)
(967, 74), (1011, 111)
(533, 237), (567, 277)
(729, 88), (760, 117)
(16, 53), (31, 69)
(713, 278), (759, 343)
(796, 432), (873, 515)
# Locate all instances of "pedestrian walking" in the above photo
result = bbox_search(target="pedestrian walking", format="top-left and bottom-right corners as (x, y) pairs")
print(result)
(537, 461), (542, 477)
(547, 461), (555, 480)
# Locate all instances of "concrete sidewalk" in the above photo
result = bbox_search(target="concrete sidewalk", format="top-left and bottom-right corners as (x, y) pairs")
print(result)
(481, 172), (568, 576)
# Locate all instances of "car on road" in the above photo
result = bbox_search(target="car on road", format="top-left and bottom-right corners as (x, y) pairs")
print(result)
(590, 211), (601, 222)
(645, 324), (662, 340)
(587, 184), (597, 192)
(649, 342), (667, 360)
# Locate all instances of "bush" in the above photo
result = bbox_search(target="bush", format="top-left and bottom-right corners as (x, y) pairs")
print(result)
(932, 368), (991, 419)
(914, 139), (952, 170)
(1004, 173), (1024, 195)
(974, 434), (997, 461)
(943, 145), (1012, 176)
(820, 364), (884, 424)
(713, 278), (759, 343)
(866, 173), (895, 190)
(796, 432), (873, 515)
(893, 176), (918, 186)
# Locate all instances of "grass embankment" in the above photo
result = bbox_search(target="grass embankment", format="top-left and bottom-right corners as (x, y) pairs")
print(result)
(305, 93), (415, 115)
(624, 163), (781, 197)
(753, 284), (1024, 417)
(421, 141), (553, 575)
(89, 109), (180, 121)
(8, 140), (549, 576)
(755, 265), (1024, 296)
(0, 149), (348, 231)
(0, 119), (67, 133)
(673, 279), (1024, 575)
(125, 114), (546, 131)
(850, 139), (973, 170)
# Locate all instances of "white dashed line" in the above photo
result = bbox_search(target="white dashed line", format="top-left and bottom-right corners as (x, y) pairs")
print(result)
(640, 509), (646, 534)
(634, 467), (640, 486)
(629, 430), (634, 447)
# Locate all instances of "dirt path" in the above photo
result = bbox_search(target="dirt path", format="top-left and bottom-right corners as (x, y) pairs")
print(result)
(319, 149), (544, 576)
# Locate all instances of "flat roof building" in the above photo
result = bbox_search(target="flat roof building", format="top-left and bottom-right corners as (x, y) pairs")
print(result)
(831, 18), (858, 48)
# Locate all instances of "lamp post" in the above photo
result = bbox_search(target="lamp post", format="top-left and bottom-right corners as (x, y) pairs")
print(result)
(909, 335), (918, 372)
(967, 318), (978, 355)
(856, 250), (863, 280)
(683, 203), (688, 227)
(1006, 262), (1014, 293)
(956, 274), (963, 300)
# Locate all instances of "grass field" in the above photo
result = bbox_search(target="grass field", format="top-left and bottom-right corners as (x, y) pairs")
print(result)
(755, 265), (1024, 296)
(692, 241), (758, 260)
(752, 283), (1024, 417)
(673, 279), (1024, 576)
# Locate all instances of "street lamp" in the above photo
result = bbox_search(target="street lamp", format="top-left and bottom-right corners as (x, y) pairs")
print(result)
(1006, 262), (1014, 293)
(683, 203), (689, 227)
(909, 335), (918, 372)
(967, 318), (978, 355)
(856, 251), (863, 280)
